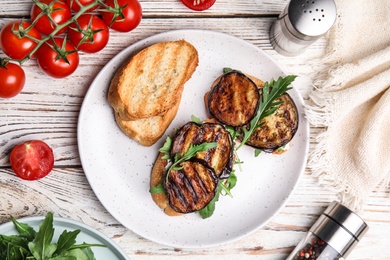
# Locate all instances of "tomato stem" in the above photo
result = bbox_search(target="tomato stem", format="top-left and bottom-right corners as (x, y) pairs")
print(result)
(7, 0), (104, 65)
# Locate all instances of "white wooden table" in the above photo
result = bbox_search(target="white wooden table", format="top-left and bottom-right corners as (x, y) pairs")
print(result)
(1, 1), (389, 259)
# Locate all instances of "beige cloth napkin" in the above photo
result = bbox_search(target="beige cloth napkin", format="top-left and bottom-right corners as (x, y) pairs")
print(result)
(306, 0), (390, 212)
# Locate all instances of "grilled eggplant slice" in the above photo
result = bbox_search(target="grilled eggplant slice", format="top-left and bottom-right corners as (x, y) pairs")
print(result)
(171, 122), (234, 179)
(164, 160), (218, 214)
(239, 92), (299, 152)
(208, 71), (260, 127)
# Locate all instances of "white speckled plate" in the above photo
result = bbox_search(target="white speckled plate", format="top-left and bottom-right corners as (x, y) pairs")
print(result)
(0, 216), (128, 259)
(77, 30), (309, 248)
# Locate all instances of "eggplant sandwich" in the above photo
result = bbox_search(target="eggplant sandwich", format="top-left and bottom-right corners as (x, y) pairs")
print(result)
(150, 69), (298, 218)
(207, 69), (299, 153)
(150, 122), (234, 216)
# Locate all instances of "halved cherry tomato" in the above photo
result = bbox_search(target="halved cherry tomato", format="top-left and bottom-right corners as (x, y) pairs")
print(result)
(0, 62), (26, 98)
(10, 140), (54, 181)
(180, 0), (216, 11)
(0, 21), (42, 60)
(68, 14), (109, 53)
(30, 0), (72, 35)
(66, 0), (99, 12)
(101, 0), (142, 32)
(37, 37), (79, 78)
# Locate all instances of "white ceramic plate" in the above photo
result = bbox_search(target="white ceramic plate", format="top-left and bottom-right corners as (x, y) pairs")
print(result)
(77, 29), (309, 248)
(0, 216), (128, 259)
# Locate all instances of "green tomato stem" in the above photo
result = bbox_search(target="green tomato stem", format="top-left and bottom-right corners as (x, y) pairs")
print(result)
(10, 0), (103, 65)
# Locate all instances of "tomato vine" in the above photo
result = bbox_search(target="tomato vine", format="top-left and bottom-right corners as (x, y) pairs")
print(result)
(0, 0), (142, 97)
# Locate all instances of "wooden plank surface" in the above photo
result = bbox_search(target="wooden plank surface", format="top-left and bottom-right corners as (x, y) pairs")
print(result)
(1, 1), (389, 259)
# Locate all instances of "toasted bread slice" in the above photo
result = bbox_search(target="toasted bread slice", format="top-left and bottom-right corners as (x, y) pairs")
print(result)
(150, 153), (183, 216)
(114, 97), (180, 146)
(108, 40), (199, 120)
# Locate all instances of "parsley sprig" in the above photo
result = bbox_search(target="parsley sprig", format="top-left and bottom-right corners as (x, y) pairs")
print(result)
(237, 75), (297, 150)
(0, 212), (106, 260)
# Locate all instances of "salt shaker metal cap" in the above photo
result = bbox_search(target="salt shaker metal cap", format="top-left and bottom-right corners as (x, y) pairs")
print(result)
(270, 0), (337, 56)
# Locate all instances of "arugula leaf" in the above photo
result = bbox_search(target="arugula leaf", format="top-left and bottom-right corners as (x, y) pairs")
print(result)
(165, 142), (218, 182)
(158, 136), (173, 160)
(198, 183), (222, 219)
(28, 212), (57, 260)
(84, 247), (96, 260)
(221, 172), (237, 197)
(54, 229), (80, 256)
(198, 172), (237, 219)
(254, 149), (262, 157)
(223, 67), (233, 73)
(237, 75), (296, 150)
(69, 242), (106, 250)
(11, 216), (36, 241)
(223, 67), (244, 74)
(149, 183), (166, 194)
(52, 248), (89, 260)
(1, 212), (105, 260)
(0, 234), (31, 260)
(191, 115), (202, 124)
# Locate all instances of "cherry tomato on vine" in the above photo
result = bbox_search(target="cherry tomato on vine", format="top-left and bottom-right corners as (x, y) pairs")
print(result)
(37, 37), (79, 78)
(68, 14), (109, 53)
(66, 0), (99, 12)
(0, 21), (42, 60)
(0, 62), (26, 98)
(101, 0), (142, 32)
(10, 140), (54, 180)
(30, 0), (72, 35)
(180, 0), (216, 11)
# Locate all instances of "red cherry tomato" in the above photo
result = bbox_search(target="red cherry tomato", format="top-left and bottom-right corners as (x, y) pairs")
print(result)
(180, 0), (216, 11)
(0, 21), (42, 60)
(0, 62), (26, 98)
(66, 0), (99, 12)
(68, 14), (109, 53)
(101, 0), (142, 32)
(10, 140), (54, 181)
(37, 37), (79, 78)
(30, 0), (72, 35)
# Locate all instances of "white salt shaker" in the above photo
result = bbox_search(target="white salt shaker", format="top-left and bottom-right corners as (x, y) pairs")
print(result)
(270, 0), (337, 56)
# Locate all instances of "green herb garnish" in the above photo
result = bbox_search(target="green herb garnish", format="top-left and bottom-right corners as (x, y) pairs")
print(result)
(191, 115), (202, 124)
(0, 212), (106, 260)
(158, 136), (173, 160)
(165, 142), (218, 182)
(198, 172), (237, 219)
(237, 75), (296, 150)
(149, 183), (166, 194)
(254, 149), (262, 157)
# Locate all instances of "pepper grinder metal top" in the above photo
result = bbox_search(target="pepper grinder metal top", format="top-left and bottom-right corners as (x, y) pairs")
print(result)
(312, 201), (369, 257)
(286, 201), (369, 259)
(270, 0), (337, 56)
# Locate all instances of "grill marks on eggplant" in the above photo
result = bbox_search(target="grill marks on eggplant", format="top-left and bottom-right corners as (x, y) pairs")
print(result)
(171, 122), (234, 179)
(207, 70), (299, 153)
(151, 70), (299, 216)
(241, 93), (299, 152)
(208, 71), (260, 127)
(165, 160), (218, 213)
(163, 122), (234, 213)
